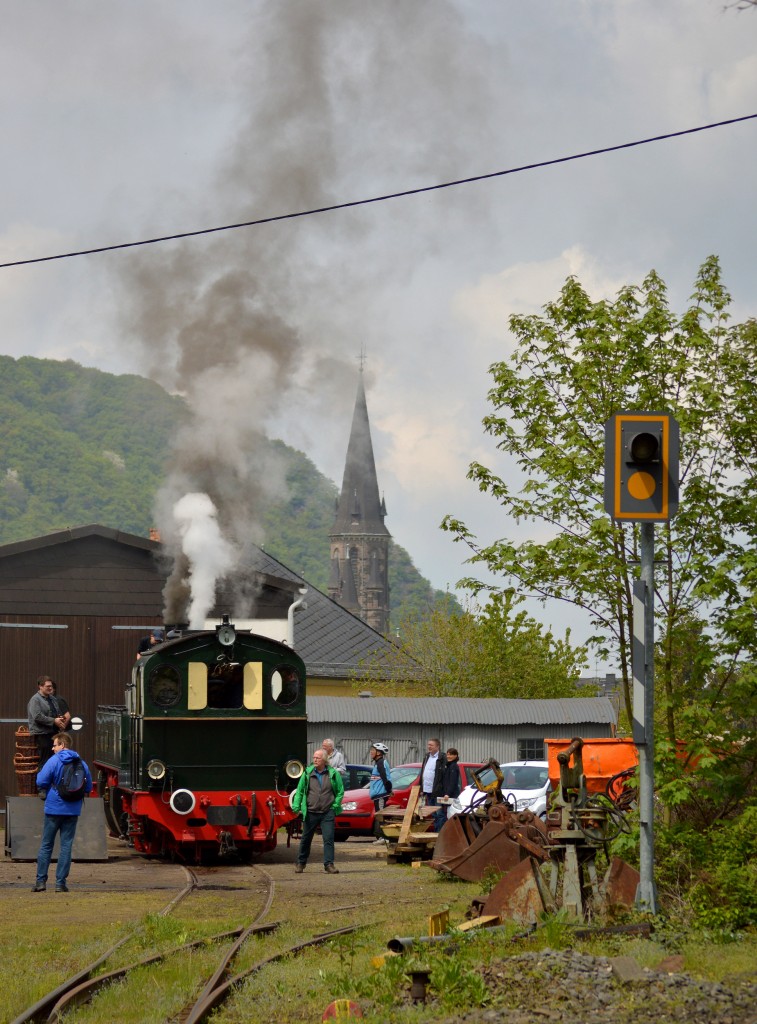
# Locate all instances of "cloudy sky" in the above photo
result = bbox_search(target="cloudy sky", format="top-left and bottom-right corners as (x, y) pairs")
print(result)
(1, 1), (755, 665)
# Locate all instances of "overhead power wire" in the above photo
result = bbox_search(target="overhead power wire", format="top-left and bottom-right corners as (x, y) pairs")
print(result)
(1, 113), (755, 271)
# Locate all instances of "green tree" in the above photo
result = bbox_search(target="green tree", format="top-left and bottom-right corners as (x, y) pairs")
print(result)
(360, 591), (587, 698)
(442, 257), (757, 819)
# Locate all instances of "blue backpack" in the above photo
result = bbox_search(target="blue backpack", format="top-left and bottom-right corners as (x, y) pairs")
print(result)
(56, 757), (86, 801)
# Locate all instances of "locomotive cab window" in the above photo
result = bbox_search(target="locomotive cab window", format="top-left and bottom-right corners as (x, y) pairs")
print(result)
(271, 664), (300, 707)
(148, 664), (181, 708)
(207, 661), (243, 709)
(187, 661), (265, 710)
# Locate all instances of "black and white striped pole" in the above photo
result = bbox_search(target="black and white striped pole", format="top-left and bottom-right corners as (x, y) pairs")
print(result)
(605, 411), (679, 915)
(631, 579), (647, 746)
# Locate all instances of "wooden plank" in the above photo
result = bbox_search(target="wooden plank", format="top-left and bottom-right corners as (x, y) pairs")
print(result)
(397, 785), (421, 846)
(428, 909), (449, 936)
(455, 915), (501, 932)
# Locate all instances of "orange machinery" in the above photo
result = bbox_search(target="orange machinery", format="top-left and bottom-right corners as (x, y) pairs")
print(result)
(545, 737), (638, 795)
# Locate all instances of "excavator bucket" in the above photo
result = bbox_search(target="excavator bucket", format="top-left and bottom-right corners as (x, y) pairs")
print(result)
(430, 819), (526, 882)
(429, 815), (475, 867)
(481, 857), (547, 925)
(602, 856), (640, 908)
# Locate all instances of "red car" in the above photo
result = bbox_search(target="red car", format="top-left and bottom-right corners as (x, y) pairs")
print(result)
(335, 761), (481, 840)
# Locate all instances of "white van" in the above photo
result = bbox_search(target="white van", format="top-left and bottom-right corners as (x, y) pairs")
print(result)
(450, 760), (551, 820)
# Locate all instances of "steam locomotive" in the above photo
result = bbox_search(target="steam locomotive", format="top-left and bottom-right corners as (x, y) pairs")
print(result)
(94, 617), (306, 862)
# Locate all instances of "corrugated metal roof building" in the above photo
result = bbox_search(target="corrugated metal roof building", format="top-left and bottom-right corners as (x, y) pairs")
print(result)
(306, 696), (618, 766)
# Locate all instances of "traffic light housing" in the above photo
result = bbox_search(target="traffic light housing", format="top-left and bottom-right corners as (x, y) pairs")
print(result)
(604, 411), (679, 521)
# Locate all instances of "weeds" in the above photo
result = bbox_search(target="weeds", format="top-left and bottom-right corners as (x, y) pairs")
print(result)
(532, 908), (573, 950)
(429, 955), (489, 1008)
(479, 865), (505, 894)
(131, 912), (189, 949)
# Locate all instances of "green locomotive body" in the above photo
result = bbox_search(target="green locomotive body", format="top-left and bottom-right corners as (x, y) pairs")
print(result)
(95, 619), (306, 862)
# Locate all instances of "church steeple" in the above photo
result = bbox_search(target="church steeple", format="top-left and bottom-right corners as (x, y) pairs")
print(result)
(329, 367), (391, 633)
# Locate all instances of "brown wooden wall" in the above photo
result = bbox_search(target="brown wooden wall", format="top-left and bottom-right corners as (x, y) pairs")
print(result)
(0, 526), (303, 815)
(0, 532), (165, 617)
(1, 614), (160, 812)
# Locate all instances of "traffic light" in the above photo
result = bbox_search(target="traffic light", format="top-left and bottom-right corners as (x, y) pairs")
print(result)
(604, 411), (679, 521)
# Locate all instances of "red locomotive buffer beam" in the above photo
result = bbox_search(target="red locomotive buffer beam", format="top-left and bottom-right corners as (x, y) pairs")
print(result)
(101, 778), (295, 860)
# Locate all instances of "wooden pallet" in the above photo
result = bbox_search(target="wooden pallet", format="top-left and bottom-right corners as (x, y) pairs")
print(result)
(380, 786), (440, 862)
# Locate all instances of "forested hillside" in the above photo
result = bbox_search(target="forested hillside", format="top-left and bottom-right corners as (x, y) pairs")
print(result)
(0, 356), (448, 625)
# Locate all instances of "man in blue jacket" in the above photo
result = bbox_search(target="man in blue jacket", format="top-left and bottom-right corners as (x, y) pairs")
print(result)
(32, 732), (93, 893)
(291, 748), (344, 875)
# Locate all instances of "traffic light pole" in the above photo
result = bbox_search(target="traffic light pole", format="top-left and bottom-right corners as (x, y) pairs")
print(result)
(636, 521), (658, 913)
(604, 410), (678, 915)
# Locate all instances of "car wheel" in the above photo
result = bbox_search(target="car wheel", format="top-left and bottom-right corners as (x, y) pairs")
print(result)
(334, 834), (348, 842)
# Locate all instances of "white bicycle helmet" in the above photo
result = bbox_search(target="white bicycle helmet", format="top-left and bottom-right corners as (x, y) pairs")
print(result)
(371, 742), (389, 753)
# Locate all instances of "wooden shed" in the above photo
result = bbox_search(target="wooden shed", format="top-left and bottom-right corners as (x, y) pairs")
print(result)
(0, 525), (405, 814)
(0, 525), (301, 813)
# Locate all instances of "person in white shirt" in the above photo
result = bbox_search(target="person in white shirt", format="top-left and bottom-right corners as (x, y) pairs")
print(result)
(420, 737), (446, 813)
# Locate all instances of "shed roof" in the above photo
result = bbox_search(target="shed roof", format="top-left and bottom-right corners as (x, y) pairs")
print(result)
(0, 527), (402, 677)
(306, 696), (617, 726)
(248, 548), (402, 676)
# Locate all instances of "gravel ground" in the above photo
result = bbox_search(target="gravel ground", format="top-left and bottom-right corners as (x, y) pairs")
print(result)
(442, 948), (757, 1024)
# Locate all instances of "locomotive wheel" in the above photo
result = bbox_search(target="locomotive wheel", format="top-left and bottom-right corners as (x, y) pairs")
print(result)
(102, 782), (127, 839)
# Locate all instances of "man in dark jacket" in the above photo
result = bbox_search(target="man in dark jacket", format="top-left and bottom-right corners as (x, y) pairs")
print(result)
(137, 628), (165, 659)
(32, 732), (93, 892)
(435, 747), (463, 831)
(27, 675), (68, 765)
(291, 749), (344, 874)
(420, 737), (447, 812)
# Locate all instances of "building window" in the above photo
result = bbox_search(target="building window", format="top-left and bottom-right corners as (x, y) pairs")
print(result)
(517, 738), (545, 761)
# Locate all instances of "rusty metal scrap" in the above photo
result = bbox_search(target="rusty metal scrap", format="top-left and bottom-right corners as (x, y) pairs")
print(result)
(431, 738), (639, 925)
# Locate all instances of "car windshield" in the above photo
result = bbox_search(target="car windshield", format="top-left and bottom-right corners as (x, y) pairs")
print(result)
(390, 765), (421, 788)
(361, 765), (421, 789)
(500, 765), (549, 790)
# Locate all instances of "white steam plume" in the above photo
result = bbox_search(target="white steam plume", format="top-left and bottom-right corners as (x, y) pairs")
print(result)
(172, 492), (235, 629)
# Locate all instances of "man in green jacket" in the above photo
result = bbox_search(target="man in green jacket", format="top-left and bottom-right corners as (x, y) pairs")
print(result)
(292, 748), (344, 874)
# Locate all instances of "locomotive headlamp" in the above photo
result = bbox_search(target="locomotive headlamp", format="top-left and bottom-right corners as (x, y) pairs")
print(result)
(146, 759), (167, 781)
(216, 615), (236, 647)
(284, 759), (304, 780)
(169, 789), (196, 815)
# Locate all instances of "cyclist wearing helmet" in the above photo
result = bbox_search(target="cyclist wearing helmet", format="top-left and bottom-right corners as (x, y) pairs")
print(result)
(369, 742), (392, 814)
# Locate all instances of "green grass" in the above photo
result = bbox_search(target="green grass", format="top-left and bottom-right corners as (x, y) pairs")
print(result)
(2, 861), (754, 1024)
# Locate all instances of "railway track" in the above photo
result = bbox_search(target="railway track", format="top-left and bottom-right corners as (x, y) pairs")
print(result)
(10, 861), (362, 1024)
(10, 864), (277, 1024)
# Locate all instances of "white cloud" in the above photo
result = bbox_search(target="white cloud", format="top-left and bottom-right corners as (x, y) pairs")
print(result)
(453, 247), (632, 353)
(1, 0), (756, 672)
